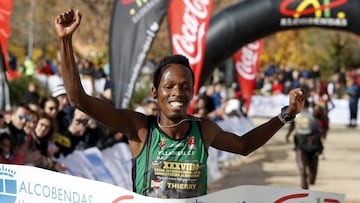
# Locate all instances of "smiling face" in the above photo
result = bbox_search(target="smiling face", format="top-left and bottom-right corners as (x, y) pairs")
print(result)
(35, 118), (52, 139)
(44, 100), (58, 119)
(12, 106), (30, 130)
(153, 64), (194, 120)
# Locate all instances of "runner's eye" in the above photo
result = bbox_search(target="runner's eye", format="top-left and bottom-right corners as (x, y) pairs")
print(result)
(182, 86), (190, 90)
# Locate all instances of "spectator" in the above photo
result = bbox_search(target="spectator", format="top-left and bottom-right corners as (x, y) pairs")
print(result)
(4, 104), (31, 164)
(8, 52), (17, 71)
(93, 64), (107, 79)
(265, 61), (276, 76)
(201, 84), (216, 115)
(51, 83), (74, 133)
(0, 113), (6, 132)
(23, 56), (36, 77)
(312, 104), (329, 160)
(143, 99), (159, 116)
(212, 82), (225, 109)
(337, 66), (347, 87)
(37, 58), (53, 76)
(255, 70), (265, 90)
(54, 109), (91, 157)
(103, 62), (110, 77)
(97, 130), (127, 150)
(100, 80), (112, 103)
(50, 59), (59, 74)
(21, 109), (43, 166)
(281, 65), (293, 84)
(193, 106), (208, 118)
(198, 84), (224, 121)
(260, 76), (272, 95)
(22, 82), (40, 104)
(345, 77), (360, 128)
(32, 112), (55, 156)
(312, 104), (329, 140)
(211, 82), (225, 121)
(0, 132), (15, 163)
(39, 96), (59, 120)
(272, 78), (284, 95)
(79, 59), (95, 77)
(32, 112), (66, 171)
(327, 74), (339, 98)
(299, 64), (309, 79)
(290, 70), (301, 90)
(309, 64), (321, 82)
(27, 101), (42, 113)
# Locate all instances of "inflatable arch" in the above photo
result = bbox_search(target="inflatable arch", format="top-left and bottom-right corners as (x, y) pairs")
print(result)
(200, 0), (360, 86)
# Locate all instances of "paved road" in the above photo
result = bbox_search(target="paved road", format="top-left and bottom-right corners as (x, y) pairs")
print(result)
(208, 117), (360, 203)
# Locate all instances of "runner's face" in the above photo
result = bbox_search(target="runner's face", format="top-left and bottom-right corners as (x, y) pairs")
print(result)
(155, 64), (193, 119)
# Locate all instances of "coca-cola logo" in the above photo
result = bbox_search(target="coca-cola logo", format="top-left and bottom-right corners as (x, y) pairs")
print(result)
(171, 0), (211, 65)
(235, 41), (261, 80)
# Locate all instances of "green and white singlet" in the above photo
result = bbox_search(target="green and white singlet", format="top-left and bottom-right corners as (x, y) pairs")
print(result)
(132, 116), (208, 198)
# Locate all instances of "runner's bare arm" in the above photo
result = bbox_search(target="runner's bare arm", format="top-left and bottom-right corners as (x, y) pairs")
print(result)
(208, 88), (307, 155)
(54, 9), (147, 138)
(206, 117), (285, 155)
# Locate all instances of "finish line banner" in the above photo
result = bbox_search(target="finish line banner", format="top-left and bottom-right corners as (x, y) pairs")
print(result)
(0, 164), (344, 203)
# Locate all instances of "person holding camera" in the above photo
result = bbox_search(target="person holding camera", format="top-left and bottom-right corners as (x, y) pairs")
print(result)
(54, 108), (92, 157)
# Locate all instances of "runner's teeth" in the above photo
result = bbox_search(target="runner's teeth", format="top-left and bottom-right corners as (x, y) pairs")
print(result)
(170, 102), (183, 107)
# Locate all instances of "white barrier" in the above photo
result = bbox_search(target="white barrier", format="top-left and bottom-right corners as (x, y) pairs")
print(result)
(249, 95), (360, 125)
(58, 143), (133, 191)
(0, 163), (345, 203)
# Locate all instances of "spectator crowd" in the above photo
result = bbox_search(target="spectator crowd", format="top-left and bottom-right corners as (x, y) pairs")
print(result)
(1, 56), (125, 171)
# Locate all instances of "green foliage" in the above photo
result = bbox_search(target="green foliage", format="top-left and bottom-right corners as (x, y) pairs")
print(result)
(261, 28), (360, 81)
(129, 74), (153, 110)
(130, 86), (151, 110)
(8, 76), (49, 106)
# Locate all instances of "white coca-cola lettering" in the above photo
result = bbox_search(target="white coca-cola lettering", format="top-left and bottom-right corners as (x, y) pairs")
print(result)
(185, 0), (209, 19)
(235, 41), (260, 80)
(0, 9), (11, 38)
(173, 24), (205, 64)
(171, 0), (210, 65)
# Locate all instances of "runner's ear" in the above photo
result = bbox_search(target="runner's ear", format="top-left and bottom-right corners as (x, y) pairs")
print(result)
(151, 87), (157, 99)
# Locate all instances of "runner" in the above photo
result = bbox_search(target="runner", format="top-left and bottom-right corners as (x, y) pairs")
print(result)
(285, 100), (323, 189)
(54, 9), (307, 198)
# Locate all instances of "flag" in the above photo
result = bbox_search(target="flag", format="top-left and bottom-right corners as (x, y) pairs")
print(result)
(110, 0), (170, 108)
(168, 0), (214, 113)
(233, 39), (264, 111)
(0, 0), (13, 110)
(0, 43), (11, 110)
(0, 0), (14, 71)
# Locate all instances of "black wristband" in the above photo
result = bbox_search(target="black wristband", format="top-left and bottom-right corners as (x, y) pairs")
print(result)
(278, 106), (296, 124)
